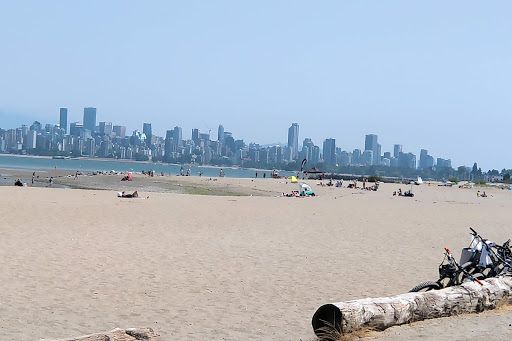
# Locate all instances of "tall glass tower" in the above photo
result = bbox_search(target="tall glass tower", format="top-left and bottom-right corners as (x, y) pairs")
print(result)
(365, 134), (380, 165)
(59, 108), (68, 133)
(287, 123), (299, 160)
(143, 123), (152, 145)
(218, 124), (225, 143)
(83, 107), (97, 133)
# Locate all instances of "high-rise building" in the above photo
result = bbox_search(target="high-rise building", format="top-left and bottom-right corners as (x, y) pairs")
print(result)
(173, 126), (182, 146)
(312, 146), (321, 164)
(398, 152), (416, 169)
(419, 149), (434, 169)
(70, 122), (83, 137)
(24, 130), (37, 149)
(59, 108), (68, 133)
(192, 128), (199, 145)
(287, 123), (299, 160)
(352, 149), (362, 165)
(362, 150), (374, 165)
(99, 122), (113, 135)
(322, 138), (336, 165)
(199, 132), (210, 141)
(83, 107), (97, 133)
(218, 125), (225, 143)
(437, 158), (452, 169)
(113, 125), (126, 138)
(393, 144), (402, 158)
(365, 134), (380, 165)
(143, 123), (152, 145)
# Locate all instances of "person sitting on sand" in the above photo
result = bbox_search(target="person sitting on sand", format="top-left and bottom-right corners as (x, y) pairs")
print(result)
(14, 179), (23, 187)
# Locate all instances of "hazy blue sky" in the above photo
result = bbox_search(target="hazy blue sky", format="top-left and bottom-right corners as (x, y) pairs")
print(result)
(1, 1), (511, 170)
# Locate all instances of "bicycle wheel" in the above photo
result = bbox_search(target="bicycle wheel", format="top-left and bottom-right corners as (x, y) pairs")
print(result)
(409, 281), (441, 292)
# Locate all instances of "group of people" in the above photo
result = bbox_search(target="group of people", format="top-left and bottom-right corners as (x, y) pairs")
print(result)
(15, 174), (53, 186)
(393, 188), (414, 197)
(477, 191), (488, 197)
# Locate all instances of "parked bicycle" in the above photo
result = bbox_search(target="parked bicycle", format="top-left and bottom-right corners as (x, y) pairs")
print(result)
(464, 227), (512, 278)
(409, 247), (484, 292)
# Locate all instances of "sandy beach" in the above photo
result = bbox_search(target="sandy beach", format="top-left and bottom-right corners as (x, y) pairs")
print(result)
(1, 173), (511, 340)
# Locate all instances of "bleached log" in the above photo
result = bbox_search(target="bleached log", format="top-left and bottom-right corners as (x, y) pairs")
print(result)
(312, 277), (512, 337)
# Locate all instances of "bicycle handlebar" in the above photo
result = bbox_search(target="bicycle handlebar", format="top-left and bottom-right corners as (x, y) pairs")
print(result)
(469, 227), (477, 235)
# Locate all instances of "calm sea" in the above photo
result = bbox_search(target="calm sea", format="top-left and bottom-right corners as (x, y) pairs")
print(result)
(0, 155), (294, 179)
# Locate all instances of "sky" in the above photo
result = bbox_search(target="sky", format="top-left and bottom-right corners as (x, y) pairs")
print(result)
(1, 1), (511, 171)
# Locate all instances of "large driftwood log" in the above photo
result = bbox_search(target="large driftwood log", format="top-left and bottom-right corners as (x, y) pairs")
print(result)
(312, 277), (512, 337)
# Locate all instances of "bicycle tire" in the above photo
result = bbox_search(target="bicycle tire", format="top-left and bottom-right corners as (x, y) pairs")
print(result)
(409, 281), (442, 292)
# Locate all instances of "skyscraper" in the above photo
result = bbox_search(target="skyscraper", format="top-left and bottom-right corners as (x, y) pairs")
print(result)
(323, 138), (336, 165)
(173, 126), (182, 146)
(365, 134), (380, 165)
(393, 144), (402, 158)
(419, 149), (434, 169)
(192, 128), (199, 145)
(143, 123), (152, 145)
(59, 108), (68, 133)
(83, 107), (97, 133)
(287, 123), (299, 160)
(218, 124), (225, 143)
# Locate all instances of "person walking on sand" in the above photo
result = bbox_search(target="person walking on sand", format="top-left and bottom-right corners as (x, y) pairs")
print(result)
(74, 171), (79, 180)
(49, 177), (54, 185)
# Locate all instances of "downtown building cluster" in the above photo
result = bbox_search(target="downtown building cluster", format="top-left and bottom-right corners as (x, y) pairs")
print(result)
(0, 108), (469, 175)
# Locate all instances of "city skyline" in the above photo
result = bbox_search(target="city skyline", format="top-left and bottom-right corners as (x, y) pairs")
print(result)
(1, 2), (512, 170)
(0, 108), (476, 173)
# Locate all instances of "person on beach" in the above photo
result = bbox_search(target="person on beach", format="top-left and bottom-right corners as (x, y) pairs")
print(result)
(255, 171), (258, 178)
(74, 171), (79, 180)
(14, 179), (23, 186)
(49, 177), (53, 185)
(119, 191), (139, 198)
(117, 191), (149, 199)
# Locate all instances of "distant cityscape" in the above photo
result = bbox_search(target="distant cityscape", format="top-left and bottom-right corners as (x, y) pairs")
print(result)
(0, 107), (509, 182)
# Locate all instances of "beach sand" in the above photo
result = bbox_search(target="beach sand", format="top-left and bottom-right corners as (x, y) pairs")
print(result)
(1, 175), (511, 340)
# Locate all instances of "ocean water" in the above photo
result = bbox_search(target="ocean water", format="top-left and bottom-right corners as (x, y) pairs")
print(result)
(0, 155), (295, 179)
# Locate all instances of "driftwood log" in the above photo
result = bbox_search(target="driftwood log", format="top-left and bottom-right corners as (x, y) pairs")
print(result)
(40, 327), (161, 341)
(312, 277), (512, 337)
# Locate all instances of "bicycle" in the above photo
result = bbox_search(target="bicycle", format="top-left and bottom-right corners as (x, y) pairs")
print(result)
(466, 227), (512, 277)
(410, 247), (484, 292)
